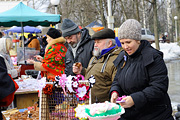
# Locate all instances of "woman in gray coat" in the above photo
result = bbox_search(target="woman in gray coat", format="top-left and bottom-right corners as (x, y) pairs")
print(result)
(110, 19), (173, 120)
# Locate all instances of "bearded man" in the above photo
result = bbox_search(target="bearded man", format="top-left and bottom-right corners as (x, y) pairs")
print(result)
(61, 19), (94, 76)
(73, 28), (122, 103)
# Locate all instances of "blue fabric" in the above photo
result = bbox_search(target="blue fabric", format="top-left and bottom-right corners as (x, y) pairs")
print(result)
(99, 45), (116, 59)
(19, 108), (28, 112)
(5, 26), (41, 33)
(115, 37), (121, 47)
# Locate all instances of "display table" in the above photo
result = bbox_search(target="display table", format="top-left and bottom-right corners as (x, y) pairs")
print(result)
(14, 78), (39, 109)
(15, 91), (38, 109)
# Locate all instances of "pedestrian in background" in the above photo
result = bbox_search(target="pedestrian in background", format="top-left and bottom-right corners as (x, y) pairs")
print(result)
(19, 36), (27, 47)
(26, 33), (40, 50)
(110, 19), (173, 120)
(61, 19), (94, 76)
(39, 36), (48, 57)
(0, 32), (3, 38)
(0, 37), (21, 78)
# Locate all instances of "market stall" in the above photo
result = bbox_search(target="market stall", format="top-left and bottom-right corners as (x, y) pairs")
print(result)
(2, 77), (40, 120)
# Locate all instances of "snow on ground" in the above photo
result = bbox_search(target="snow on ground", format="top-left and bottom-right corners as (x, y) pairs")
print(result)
(151, 42), (180, 62)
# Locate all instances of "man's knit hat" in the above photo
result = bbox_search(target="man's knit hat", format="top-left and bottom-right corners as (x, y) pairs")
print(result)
(118, 19), (142, 41)
(61, 19), (81, 37)
(91, 28), (115, 40)
(46, 28), (61, 39)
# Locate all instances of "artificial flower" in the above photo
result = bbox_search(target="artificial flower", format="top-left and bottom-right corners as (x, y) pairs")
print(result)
(72, 81), (79, 88)
(72, 76), (79, 92)
(65, 75), (76, 93)
(76, 84), (89, 101)
(58, 74), (68, 95)
(74, 103), (88, 119)
(43, 84), (54, 95)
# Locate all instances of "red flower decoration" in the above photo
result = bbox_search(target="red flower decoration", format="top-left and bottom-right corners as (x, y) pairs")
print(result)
(43, 84), (54, 95)
(72, 77), (79, 92)
(47, 76), (56, 82)
(76, 84), (90, 101)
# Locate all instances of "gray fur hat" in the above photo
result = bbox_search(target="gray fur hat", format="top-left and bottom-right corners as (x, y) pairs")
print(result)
(61, 19), (81, 37)
(118, 19), (142, 41)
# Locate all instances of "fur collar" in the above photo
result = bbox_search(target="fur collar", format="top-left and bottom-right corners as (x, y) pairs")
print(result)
(45, 37), (66, 52)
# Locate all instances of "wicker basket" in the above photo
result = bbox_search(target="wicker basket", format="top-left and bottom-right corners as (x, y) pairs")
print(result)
(40, 80), (90, 120)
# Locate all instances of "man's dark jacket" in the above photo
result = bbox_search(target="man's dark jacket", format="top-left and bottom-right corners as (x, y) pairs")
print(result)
(110, 40), (173, 120)
(65, 28), (94, 76)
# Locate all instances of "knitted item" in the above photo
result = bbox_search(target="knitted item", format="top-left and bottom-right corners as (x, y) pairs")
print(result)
(42, 43), (67, 76)
(47, 28), (61, 39)
(61, 19), (81, 37)
(118, 19), (142, 41)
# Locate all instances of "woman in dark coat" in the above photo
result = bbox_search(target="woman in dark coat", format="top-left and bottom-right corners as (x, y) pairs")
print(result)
(110, 19), (173, 120)
(0, 56), (18, 119)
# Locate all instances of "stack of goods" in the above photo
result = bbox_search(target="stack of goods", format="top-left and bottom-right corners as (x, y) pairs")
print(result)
(2, 108), (19, 120)
(85, 101), (125, 120)
(3, 104), (39, 120)
(9, 109), (39, 120)
(49, 101), (76, 119)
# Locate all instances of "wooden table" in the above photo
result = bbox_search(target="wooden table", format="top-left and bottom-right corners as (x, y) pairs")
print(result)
(15, 90), (38, 109)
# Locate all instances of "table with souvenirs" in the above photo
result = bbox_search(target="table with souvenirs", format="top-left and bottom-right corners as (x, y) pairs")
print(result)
(2, 73), (125, 120)
(2, 75), (40, 120)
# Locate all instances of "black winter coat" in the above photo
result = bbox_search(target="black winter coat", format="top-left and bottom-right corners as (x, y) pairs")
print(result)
(65, 28), (94, 76)
(110, 40), (173, 120)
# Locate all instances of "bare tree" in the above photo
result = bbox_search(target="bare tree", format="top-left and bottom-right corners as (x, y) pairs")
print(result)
(142, 0), (147, 28)
(175, 0), (180, 38)
(134, 0), (140, 21)
(167, 0), (173, 42)
(152, 0), (160, 50)
(33, 0), (179, 46)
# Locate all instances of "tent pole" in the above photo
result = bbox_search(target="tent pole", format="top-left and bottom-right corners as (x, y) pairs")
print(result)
(21, 22), (26, 64)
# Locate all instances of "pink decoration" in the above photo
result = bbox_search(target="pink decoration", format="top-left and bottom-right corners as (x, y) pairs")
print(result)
(76, 74), (85, 80)
(116, 95), (126, 103)
(58, 74), (68, 96)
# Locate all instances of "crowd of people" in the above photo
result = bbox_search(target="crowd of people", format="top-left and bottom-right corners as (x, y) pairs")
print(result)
(0, 18), (174, 120)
